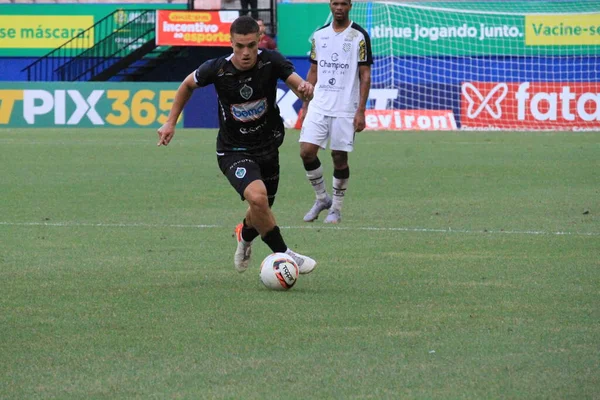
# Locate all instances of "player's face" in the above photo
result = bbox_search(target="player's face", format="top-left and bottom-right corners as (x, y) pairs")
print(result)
(231, 32), (260, 70)
(330, 0), (351, 23)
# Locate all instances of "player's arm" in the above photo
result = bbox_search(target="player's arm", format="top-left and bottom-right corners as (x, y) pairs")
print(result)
(157, 72), (197, 146)
(285, 72), (314, 102)
(354, 64), (372, 132)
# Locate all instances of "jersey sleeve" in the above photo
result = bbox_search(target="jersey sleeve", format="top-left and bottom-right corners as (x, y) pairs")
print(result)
(269, 50), (296, 82)
(194, 59), (219, 87)
(358, 31), (374, 66)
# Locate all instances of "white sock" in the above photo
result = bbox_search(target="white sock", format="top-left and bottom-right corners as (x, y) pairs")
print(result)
(331, 177), (348, 211)
(306, 165), (328, 201)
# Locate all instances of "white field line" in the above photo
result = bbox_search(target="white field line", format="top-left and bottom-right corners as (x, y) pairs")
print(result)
(1, 221), (598, 237)
(0, 139), (152, 145)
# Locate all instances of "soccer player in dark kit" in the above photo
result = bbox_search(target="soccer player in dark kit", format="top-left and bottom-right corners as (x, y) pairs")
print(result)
(157, 16), (317, 275)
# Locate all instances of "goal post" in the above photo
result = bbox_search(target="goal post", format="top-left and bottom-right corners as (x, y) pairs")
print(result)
(324, 0), (600, 130)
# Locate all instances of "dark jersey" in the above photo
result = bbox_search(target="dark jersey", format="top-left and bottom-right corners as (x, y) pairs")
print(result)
(194, 50), (295, 156)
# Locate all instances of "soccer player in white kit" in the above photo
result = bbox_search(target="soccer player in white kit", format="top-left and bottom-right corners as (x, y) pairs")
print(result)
(298, 0), (373, 224)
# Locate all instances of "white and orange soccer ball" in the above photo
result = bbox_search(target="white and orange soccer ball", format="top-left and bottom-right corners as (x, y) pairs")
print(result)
(259, 253), (299, 291)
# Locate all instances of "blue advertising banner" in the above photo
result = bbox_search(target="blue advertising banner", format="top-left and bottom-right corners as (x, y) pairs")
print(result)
(183, 56), (600, 129)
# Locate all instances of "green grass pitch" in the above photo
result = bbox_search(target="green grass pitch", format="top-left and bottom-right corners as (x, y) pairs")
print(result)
(1, 128), (599, 399)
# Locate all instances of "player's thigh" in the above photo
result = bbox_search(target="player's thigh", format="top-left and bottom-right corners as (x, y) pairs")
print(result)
(299, 110), (331, 149)
(257, 152), (280, 207)
(330, 116), (356, 152)
(218, 154), (262, 201)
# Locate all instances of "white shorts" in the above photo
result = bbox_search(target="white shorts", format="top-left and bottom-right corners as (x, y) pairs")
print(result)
(299, 109), (355, 152)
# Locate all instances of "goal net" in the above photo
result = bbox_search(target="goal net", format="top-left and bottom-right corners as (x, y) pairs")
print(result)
(333, 0), (600, 130)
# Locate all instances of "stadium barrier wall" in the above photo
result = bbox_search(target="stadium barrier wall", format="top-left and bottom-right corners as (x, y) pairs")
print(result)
(0, 77), (458, 130)
(1, 2), (598, 130)
(2, 59), (599, 130)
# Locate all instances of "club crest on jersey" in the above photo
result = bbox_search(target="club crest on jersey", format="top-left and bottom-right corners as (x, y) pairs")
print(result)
(240, 84), (253, 100)
(231, 98), (267, 122)
(343, 43), (351, 52)
(235, 167), (247, 179)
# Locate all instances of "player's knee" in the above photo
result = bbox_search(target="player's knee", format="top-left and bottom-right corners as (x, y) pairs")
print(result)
(300, 142), (320, 161)
(300, 147), (318, 163)
(331, 151), (348, 168)
(245, 188), (269, 211)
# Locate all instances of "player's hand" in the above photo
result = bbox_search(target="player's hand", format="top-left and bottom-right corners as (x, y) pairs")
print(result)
(297, 81), (314, 101)
(354, 110), (366, 132)
(157, 122), (176, 146)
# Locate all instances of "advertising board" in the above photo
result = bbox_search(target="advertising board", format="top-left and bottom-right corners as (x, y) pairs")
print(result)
(461, 82), (600, 129)
(155, 10), (238, 47)
(0, 3), (186, 57)
(0, 82), (182, 128)
(277, 2), (600, 56)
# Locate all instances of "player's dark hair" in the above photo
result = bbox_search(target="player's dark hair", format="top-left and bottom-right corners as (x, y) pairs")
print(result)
(230, 16), (260, 36)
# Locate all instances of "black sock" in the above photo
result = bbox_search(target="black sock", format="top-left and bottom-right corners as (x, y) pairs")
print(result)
(333, 166), (350, 179)
(303, 157), (321, 172)
(261, 226), (287, 253)
(241, 218), (259, 242)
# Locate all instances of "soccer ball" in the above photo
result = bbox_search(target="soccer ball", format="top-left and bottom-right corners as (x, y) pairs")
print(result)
(259, 253), (299, 291)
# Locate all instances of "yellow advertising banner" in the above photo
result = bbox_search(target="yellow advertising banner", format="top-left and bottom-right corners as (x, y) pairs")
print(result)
(525, 14), (600, 45)
(0, 15), (94, 48)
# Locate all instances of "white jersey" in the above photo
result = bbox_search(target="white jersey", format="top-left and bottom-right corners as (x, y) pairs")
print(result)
(308, 21), (373, 117)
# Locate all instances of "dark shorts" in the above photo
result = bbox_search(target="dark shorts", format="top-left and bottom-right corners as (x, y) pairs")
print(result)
(217, 151), (280, 206)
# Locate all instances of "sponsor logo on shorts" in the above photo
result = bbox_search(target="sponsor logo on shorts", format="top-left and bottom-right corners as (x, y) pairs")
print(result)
(231, 98), (267, 122)
(235, 167), (246, 178)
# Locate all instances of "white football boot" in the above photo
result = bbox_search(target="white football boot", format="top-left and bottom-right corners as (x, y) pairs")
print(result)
(323, 208), (341, 224)
(234, 223), (252, 273)
(285, 249), (317, 275)
(303, 196), (333, 222)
